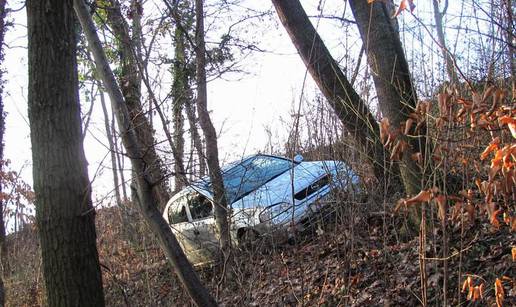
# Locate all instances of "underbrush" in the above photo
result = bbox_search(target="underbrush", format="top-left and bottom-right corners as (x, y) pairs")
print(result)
(4, 193), (514, 306)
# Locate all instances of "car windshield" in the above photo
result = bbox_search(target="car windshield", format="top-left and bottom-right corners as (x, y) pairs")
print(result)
(203, 155), (293, 203)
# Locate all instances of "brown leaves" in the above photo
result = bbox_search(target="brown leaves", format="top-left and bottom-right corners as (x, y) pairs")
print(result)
(380, 117), (410, 162)
(499, 115), (516, 138)
(396, 188), (451, 224)
(480, 137), (500, 161)
(462, 276), (484, 302)
(380, 118), (396, 147)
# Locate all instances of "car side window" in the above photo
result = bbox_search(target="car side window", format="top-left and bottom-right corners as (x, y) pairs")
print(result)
(188, 194), (213, 220)
(168, 204), (188, 224)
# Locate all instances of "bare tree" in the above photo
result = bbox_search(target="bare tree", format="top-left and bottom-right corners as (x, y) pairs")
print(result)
(27, 0), (105, 304)
(271, 0), (398, 191)
(73, 0), (217, 305)
(99, 87), (123, 206)
(171, 13), (188, 191)
(194, 0), (232, 270)
(102, 0), (172, 208)
(348, 0), (423, 196)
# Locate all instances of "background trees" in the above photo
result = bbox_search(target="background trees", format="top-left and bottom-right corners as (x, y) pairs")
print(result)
(26, 0), (105, 305)
(74, 0), (217, 304)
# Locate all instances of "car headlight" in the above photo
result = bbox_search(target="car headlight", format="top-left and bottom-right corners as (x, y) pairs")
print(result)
(259, 202), (293, 223)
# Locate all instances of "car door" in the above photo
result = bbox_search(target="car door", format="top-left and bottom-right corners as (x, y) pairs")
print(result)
(184, 192), (219, 265)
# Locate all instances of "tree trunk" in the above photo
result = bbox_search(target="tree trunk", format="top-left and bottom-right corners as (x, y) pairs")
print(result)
(73, 1), (217, 305)
(26, 0), (105, 305)
(194, 0), (232, 268)
(348, 0), (423, 197)
(104, 0), (171, 208)
(271, 0), (396, 190)
(432, 0), (459, 84)
(99, 88), (123, 206)
(185, 97), (206, 177)
(113, 119), (128, 200)
(171, 22), (188, 191)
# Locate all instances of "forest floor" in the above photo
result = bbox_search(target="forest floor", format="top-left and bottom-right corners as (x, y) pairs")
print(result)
(4, 198), (515, 306)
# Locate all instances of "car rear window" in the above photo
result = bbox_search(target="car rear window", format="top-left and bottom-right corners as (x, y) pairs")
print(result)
(222, 155), (292, 203)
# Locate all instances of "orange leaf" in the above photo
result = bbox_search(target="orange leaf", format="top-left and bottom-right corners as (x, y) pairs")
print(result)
(380, 118), (390, 145)
(462, 276), (471, 293)
(404, 190), (432, 206)
(467, 284), (474, 300)
(499, 115), (516, 138)
(472, 285), (482, 301)
(512, 246), (516, 262)
(392, 0), (415, 17)
(393, 0), (408, 17)
(491, 209), (502, 228)
(495, 278), (504, 307)
(480, 137), (500, 160)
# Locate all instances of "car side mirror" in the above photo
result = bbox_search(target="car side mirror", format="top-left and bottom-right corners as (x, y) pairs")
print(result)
(293, 154), (304, 163)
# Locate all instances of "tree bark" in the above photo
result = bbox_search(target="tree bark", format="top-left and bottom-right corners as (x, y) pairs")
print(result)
(73, 1), (217, 305)
(26, 0), (105, 305)
(171, 22), (188, 191)
(104, 0), (171, 208)
(349, 0), (423, 196)
(271, 0), (396, 189)
(195, 0), (232, 267)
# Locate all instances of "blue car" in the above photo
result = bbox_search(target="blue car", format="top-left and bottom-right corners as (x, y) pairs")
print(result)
(163, 154), (357, 266)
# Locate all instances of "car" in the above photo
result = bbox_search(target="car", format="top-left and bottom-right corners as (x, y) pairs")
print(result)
(163, 153), (358, 266)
